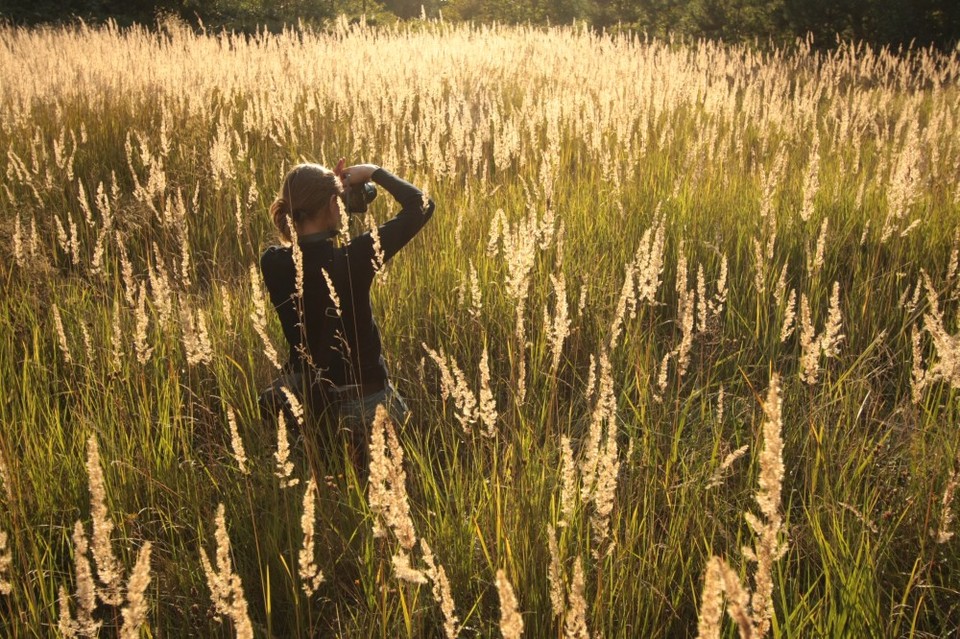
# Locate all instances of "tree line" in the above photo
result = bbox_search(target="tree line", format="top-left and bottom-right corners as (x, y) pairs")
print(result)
(1, 0), (958, 49)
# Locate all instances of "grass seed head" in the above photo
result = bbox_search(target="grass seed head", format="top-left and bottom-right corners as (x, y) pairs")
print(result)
(496, 569), (524, 639)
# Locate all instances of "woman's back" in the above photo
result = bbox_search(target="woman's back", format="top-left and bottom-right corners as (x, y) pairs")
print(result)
(260, 167), (435, 390)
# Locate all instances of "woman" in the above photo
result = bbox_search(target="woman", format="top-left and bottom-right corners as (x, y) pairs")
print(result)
(259, 159), (435, 453)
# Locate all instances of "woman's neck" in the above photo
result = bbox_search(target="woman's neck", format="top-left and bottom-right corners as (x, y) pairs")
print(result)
(297, 204), (340, 237)
(297, 217), (330, 236)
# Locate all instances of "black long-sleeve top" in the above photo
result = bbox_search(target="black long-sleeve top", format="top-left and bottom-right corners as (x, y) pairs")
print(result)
(260, 168), (435, 388)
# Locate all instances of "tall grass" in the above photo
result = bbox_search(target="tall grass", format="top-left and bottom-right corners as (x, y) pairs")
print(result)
(1, 16), (959, 637)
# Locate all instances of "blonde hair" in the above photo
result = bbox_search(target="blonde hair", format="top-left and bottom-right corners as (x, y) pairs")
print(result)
(270, 163), (343, 243)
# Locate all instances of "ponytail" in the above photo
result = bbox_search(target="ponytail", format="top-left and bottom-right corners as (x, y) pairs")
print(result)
(270, 196), (294, 243)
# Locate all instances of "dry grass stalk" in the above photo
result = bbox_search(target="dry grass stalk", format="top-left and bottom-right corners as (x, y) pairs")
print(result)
(487, 209), (505, 258)
(634, 215), (667, 304)
(12, 213), (24, 268)
(119, 542), (153, 639)
(116, 235), (136, 308)
(134, 284), (154, 364)
(807, 217), (828, 278)
(716, 385), (726, 424)
(799, 294), (817, 382)
(58, 444), (155, 634)
(558, 436), (577, 527)
(225, 406), (249, 475)
(800, 131), (820, 223)
(921, 273), (960, 390)
(177, 222), (191, 290)
(743, 374), (788, 636)
(881, 118), (922, 242)
(820, 283), (844, 358)
(220, 285), (235, 328)
(179, 302), (213, 366)
(578, 351), (620, 555)
(576, 279), (589, 319)
(59, 521), (101, 638)
(608, 261), (637, 351)
(515, 306), (529, 403)
(754, 219), (778, 297)
(52, 304), (73, 364)
(320, 267), (341, 317)
(146, 253), (174, 328)
(563, 558), (589, 639)
(287, 215), (304, 299)
(911, 326), (927, 403)
(421, 539), (460, 638)
(274, 412), (299, 488)
(696, 556), (754, 639)
(495, 569), (524, 639)
(279, 386), (305, 428)
(709, 255), (729, 321)
(947, 229), (959, 284)
(67, 212), (81, 266)
(697, 264), (708, 333)
(249, 264), (282, 369)
(423, 343), (457, 402)
(500, 210), (542, 403)
(423, 343), (479, 434)
(779, 289), (797, 343)
(759, 150), (786, 220)
(299, 478), (325, 596)
(199, 504), (254, 639)
(0, 531), (11, 595)
(590, 418), (620, 557)
(707, 445), (750, 489)
(450, 354), (479, 434)
(584, 355), (597, 404)
(85, 437), (124, 606)
(478, 344), (498, 437)
(546, 271), (571, 373)
(109, 310), (123, 373)
(546, 525), (565, 618)
(0, 453), (9, 503)
(654, 352), (671, 403)
(467, 260), (482, 319)
(391, 550), (428, 584)
(366, 212), (387, 280)
(696, 374), (787, 639)
(368, 405), (419, 553)
(79, 323), (93, 364)
(580, 352), (614, 497)
(799, 283), (844, 384)
(89, 224), (108, 277)
(752, 238), (767, 296)
(674, 246), (696, 377)
(936, 462), (959, 544)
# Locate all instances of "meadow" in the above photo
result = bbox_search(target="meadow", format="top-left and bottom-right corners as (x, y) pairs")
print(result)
(1, 16), (959, 637)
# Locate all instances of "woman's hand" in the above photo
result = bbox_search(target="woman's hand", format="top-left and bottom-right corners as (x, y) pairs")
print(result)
(335, 158), (379, 186)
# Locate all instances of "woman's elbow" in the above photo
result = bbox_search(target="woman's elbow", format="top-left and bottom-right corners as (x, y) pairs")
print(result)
(422, 197), (436, 222)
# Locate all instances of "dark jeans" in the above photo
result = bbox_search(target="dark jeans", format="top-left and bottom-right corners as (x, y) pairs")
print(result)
(258, 373), (410, 471)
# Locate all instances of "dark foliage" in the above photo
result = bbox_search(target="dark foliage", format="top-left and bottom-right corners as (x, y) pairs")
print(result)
(0, 0), (957, 48)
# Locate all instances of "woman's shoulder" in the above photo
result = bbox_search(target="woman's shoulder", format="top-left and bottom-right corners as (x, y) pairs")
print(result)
(260, 244), (291, 259)
(259, 244), (293, 271)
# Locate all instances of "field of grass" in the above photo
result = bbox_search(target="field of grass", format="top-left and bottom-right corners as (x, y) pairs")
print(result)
(1, 16), (959, 638)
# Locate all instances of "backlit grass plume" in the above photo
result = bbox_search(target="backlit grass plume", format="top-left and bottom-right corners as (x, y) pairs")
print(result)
(199, 504), (254, 639)
(696, 373), (787, 638)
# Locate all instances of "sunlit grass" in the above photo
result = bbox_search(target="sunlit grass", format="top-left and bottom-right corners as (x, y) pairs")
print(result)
(1, 16), (959, 637)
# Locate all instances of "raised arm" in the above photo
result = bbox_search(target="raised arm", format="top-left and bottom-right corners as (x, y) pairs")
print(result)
(341, 165), (436, 277)
(369, 168), (435, 261)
